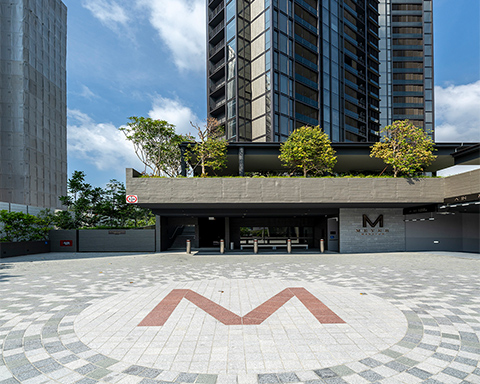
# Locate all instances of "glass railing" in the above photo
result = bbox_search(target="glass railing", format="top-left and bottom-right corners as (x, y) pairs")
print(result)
(295, 0), (317, 16)
(294, 16), (318, 35)
(295, 74), (318, 89)
(295, 93), (318, 108)
(294, 34), (318, 53)
(295, 54), (318, 71)
(295, 113), (318, 126)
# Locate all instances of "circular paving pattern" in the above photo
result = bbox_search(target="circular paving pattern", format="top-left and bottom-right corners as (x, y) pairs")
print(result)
(74, 279), (407, 374)
(0, 252), (479, 384)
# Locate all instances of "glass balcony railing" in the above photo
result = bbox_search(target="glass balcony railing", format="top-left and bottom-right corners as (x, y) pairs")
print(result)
(295, 54), (318, 71)
(295, 93), (318, 108)
(295, 112), (318, 126)
(295, 74), (318, 89)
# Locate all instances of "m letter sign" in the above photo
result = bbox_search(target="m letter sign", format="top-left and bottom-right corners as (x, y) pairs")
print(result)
(363, 214), (384, 228)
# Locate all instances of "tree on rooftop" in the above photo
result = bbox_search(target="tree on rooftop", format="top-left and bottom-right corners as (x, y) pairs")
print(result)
(370, 120), (436, 177)
(279, 126), (337, 177)
(186, 117), (228, 177)
(119, 116), (192, 177)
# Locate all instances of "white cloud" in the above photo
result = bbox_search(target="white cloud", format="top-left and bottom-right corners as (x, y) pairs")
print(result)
(435, 81), (480, 142)
(67, 109), (144, 173)
(82, 0), (129, 30)
(79, 85), (99, 100)
(148, 96), (199, 136)
(136, 0), (206, 71)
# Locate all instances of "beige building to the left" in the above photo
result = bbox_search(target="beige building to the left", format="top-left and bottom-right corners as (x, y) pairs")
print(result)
(0, 0), (67, 210)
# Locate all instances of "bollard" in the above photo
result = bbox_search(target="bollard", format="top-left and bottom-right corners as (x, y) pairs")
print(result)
(253, 239), (258, 254)
(186, 239), (191, 254)
(287, 239), (292, 254)
(320, 239), (325, 253)
(220, 239), (225, 254)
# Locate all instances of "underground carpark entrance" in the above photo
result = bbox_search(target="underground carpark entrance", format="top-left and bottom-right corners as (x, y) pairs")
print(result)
(155, 207), (340, 253)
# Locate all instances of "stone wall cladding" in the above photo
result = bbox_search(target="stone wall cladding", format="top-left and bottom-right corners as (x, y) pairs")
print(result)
(339, 208), (406, 253)
(78, 230), (155, 252)
(444, 169), (480, 198)
(126, 169), (445, 205)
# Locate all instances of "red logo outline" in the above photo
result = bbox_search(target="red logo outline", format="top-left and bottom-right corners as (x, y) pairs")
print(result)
(139, 288), (345, 326)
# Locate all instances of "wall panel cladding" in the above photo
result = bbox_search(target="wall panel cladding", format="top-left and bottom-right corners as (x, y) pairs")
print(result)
(78, 230), (155, 253)
(339, 208), (406, 253)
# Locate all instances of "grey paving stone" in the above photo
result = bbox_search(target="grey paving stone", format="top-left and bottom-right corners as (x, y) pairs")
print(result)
(58, 354), (80, 364)
(4, 354), (27, 364)
(66, 341), (90, 353)
(440, 342), (460, 351)
(139, 380), (159, 384)
(324, 379), (348, 384)
(424, 329), (441, 336)
(0, 379), (20, 384)
(176, 373), (198, 383)
(141, 368), (163, 379)
(330, 365), (355, 377)
(407, 367), (432, 379)
(10, 365), (41, 381)
(443, 368), (469, 380)
(385, 361), (408, 372)
(3, 339), (22, 351)
(472, 369), (480, 376)
(359, 358), (382, 368)
(442, 333), (460, 340)
(76, 363), (97, 375)
(358, 370), (384, 382)
(417, 343), (437, 351)
(196, 374), (217, 384)
(75, 379), (98, 384)
(459, 332), (479, 342)
(432, 352), (455, 362)
(396, 357), (419, 367)
(123, 365), (146, 376)
(87, 368), (111, 380)
(277, 372), (299, 383)
(95, 357), (118, 368)
(24, 340), (43, 351)
(258, 374), (280, 384)
(87, 354), (107, 364)
(422, 379), (444, 384)
(381, 349), (402, 359)
(455, 356), (478, 366)
(314, 368), (337, 379)
(44, 341), (67, 353)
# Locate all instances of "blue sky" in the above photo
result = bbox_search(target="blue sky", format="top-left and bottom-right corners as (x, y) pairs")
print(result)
(64, 0), (480, 187)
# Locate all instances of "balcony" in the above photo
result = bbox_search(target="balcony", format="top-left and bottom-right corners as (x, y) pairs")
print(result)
(295, 54), (318, 71)
(209, 22), (224, 40)
(208, 2), (224, 23)
(210, 97), (226, 111)
(294, 15), (318, 35)
(295, 112), (318, 126)
(295, 93), (318, 108)
(209, 39), (225, 58)
(295, 74), (318, 90)
(294, 34), (318, 53)
(209, 59), (225, 75)
(295, 0), (317, 16)
(209, 78), (226, 94)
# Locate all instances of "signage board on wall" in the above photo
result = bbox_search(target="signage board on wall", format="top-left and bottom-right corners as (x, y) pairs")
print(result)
(356, 214), (390, 235)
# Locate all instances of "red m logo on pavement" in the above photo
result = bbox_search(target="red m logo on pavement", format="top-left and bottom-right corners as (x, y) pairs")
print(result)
(139, 288), (345, 326)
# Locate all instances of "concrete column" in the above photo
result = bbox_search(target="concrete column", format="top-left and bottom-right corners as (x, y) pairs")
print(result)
(239, 147), (245, 176)
(155, 215), (162, 252)
(180, 147), (187, 177)
(225, 217), (230, 250)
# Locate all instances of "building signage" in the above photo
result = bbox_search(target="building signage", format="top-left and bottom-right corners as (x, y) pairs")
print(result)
(60, 240), (73, 247)
(403, 204), (437, 215)
(444, 192), (480, 204)
(108, 230), (127, 235)
(356, 214), (389, 235)
(126, 195), (138, 204)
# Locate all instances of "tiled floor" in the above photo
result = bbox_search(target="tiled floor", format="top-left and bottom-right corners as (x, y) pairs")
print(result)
(0, 251), (479, 384)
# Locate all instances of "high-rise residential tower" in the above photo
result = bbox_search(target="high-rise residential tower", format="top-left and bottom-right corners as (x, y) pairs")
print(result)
(207, 0), (381, 143)
(0, 0), (67, 209)
(379, 0), (434, 138)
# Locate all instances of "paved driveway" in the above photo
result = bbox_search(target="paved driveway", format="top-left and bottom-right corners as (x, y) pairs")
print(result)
(0, 251), (479, 384)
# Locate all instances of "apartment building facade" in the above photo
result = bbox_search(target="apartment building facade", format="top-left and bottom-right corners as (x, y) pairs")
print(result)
(207, 0), (434, 142)
(0, 0), (67, 209)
